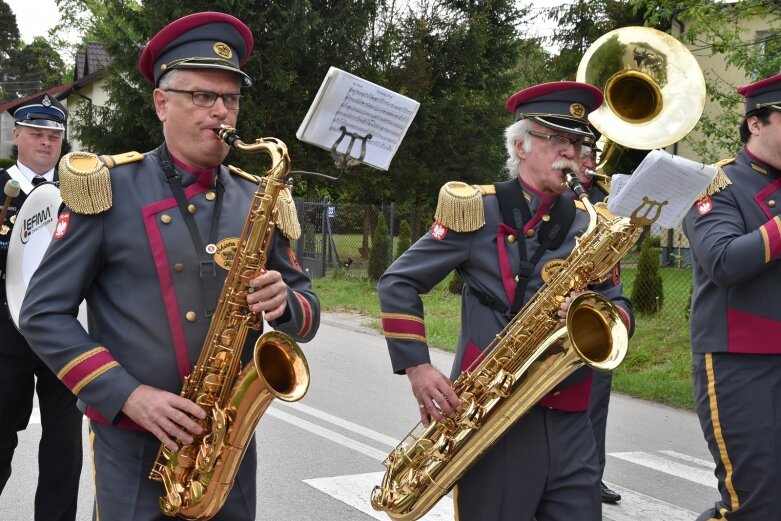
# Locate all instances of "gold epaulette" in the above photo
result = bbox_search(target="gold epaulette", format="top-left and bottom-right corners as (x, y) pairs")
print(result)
(228, 165), (301, 241)
(697, 157), (734, 199)
(58, 151), (143, 214)
(433, 181), (486, 232)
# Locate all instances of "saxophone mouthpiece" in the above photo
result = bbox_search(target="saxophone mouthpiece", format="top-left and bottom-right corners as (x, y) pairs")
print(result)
(552, 159), (586, 198)
(216, 124), (242, 147)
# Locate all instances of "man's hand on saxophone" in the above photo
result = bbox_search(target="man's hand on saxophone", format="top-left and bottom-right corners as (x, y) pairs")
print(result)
(247, 269), (289, 321)
(406, 363), (461, 427)
(121, 385), (207, 452)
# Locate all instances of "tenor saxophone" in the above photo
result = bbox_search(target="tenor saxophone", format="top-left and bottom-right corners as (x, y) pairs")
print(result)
(149, 125), (310, 520)
(370, 171), (643, 521)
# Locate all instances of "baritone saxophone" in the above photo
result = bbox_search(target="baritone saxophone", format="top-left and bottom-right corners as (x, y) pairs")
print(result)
(371, 170), (647, 521)
(149, 125), (310, 520)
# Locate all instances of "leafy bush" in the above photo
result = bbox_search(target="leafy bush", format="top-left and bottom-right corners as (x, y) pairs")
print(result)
(395, 219), (411, 259)
(448, 271), (463, 295)
(632, 235), (664, 314)
(368, 214), (390, 281)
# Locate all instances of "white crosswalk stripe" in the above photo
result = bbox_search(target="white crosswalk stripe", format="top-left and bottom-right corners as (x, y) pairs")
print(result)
(611, 451), (717, 487)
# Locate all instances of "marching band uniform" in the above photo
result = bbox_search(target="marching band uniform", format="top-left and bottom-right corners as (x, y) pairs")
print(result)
(0, 94), (82, 521)
(682, 72), (781, 521)
(19, 13), (319, 521)
(378, 83), (633, 521)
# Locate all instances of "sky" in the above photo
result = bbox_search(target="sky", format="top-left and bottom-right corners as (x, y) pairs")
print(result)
(6, 0), (61, 44)
(7, 0), (575, 45)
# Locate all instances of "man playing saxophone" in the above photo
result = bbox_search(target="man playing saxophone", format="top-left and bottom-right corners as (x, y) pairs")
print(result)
(377, 82), (633, 521)
(19, 12), (319, 521)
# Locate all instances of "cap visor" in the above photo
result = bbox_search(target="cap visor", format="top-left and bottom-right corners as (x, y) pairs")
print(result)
(16, 120), (65, 130)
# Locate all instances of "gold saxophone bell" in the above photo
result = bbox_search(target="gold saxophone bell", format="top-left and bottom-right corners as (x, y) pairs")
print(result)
(576, 26), (706, 189)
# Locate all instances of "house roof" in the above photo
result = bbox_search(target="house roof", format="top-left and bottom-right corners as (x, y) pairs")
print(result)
(0, 84), (73, 114)
(75, 42), (111, 80)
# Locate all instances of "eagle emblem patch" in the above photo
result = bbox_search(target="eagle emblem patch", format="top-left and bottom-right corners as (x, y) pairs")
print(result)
(430, 221), (448, 240)
(696, 196), (713, 216)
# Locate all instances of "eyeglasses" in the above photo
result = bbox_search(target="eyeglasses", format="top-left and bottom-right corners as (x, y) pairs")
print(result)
(580, 143), (601, 158)
(528, 130), (588, 152)
(163, 89), (243, 110)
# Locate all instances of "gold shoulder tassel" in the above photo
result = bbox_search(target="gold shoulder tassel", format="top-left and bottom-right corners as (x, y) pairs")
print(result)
(434, 181), (485, 232)
(274, 187), (301, 241)
(697, 158), (734, 199)
(58, 151), (112, 214)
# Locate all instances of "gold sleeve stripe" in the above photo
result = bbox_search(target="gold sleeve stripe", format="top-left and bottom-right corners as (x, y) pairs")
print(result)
(71, 362), (121, 395)
(58, 346), (112, 378)
(705, 353), (740, 511)
(760, 225), (770, 262)
(385, 332), (427, 343)
(381, 313), (424, 324)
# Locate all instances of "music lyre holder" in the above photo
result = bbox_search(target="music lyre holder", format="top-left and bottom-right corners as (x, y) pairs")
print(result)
(290, 127), (372, 182)
(330, 126), (371, 173)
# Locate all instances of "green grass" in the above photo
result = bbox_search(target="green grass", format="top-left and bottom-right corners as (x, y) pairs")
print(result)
(312, 267), (695, 410)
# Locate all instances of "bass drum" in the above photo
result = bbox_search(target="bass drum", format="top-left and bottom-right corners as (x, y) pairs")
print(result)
(5, 182), (88, 330)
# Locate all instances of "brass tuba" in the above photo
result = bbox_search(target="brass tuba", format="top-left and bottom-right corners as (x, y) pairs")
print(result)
(149, 126), (310, 520)
(576, 26), (706, 188)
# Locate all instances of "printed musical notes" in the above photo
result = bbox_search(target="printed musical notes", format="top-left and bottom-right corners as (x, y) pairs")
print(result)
(607, 149), (717, 228)
(296, 67), (420, 170)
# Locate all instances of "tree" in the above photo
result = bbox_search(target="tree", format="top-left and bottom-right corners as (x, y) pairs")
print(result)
(0, 0), (18, 58)
(545, 0), (659, 80)
(1, 37), (66, 100)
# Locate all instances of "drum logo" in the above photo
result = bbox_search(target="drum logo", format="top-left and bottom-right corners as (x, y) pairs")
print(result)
(20, 206), (53, 243)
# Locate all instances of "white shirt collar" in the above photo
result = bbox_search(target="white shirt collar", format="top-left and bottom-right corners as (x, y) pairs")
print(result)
(7, 162), (54, 194)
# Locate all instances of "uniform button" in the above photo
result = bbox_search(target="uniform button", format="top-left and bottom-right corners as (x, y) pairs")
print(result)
(769, 200), (776, 208)
(160, 214), (172, 224)
(174, 263), (184, 272)
(188, 204), (197, 214)
(526, 229), (535, 238)
(552, 391), (561, 396)
(205, 192), (216, 201)
(185, 311), (197, 322)
(507, 234), (516, 244)
(514, 275), (520, 282)
(542, 214), (551, 222)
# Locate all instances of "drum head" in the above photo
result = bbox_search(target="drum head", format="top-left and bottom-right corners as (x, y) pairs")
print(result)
(5, 182), (88, 330)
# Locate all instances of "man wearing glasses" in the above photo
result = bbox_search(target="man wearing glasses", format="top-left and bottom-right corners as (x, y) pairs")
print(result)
(19, 12), (320, 521)
(377, 81), (633, 520)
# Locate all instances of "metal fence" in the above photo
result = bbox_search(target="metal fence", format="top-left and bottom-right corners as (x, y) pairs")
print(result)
(293, 199), (692, 333)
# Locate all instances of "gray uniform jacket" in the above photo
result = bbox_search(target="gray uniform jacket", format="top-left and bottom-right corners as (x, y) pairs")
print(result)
(378, 179), (632, 412)
(19, 147), (319, 429)
(683, 148), (781, 354)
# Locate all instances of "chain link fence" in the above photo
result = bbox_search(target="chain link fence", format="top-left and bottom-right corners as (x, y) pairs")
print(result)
(293, 199), (692, 334)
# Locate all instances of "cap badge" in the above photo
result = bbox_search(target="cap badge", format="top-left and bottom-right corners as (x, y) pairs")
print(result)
(213, 42), (233, 60)
(42, 95), (51, 107)
(569, 103), (585, 119)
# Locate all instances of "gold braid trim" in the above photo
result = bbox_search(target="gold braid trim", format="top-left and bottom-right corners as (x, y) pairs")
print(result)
(58, 151), (113, 214)
(275, 187), (301, 241)
(697, 158), (734, 200)
(228, 165), (301, 241)
(58, 151), (143, 214)
(434, 181), (485, 232)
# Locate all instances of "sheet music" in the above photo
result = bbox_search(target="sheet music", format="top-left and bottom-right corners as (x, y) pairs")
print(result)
(607, 149), (718, 228)
(296, 67), (420, 171)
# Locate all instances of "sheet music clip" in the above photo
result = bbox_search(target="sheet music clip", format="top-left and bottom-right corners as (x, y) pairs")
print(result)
(330, 126), (372, 172)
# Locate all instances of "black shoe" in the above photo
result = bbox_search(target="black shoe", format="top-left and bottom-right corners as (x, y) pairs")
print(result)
(601, 481), (621, 503)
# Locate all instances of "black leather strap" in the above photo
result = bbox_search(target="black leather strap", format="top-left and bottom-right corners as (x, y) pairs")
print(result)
(158, 145), (223, 317)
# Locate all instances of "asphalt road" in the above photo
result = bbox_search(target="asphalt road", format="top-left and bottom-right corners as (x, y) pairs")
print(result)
(0, 312), (718, 520)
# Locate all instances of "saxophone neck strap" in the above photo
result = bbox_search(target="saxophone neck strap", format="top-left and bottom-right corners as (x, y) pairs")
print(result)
(493, 179), (575, 314)
(158, 144), (224, 318)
